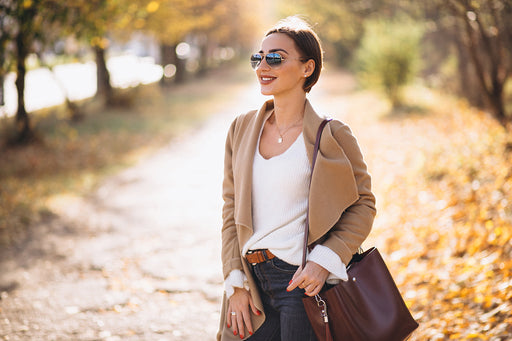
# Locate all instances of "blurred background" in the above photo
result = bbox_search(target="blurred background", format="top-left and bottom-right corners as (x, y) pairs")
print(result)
(1, 0), (511, 137)
(0, 0), (511, 340)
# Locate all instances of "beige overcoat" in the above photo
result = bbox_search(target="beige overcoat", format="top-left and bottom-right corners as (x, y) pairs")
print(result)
(217, 99), (376, 340)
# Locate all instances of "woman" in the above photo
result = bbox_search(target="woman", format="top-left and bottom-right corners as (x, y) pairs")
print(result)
(218, 17), (376, 341)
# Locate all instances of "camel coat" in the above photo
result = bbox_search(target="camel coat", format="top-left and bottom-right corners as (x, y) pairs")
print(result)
(217, 99), (376, 340)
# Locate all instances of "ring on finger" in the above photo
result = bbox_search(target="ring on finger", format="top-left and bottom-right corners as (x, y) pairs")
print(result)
(231, 311), (236, 316)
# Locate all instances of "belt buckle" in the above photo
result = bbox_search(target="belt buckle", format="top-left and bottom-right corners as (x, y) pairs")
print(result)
(247, 250), (257, 265)
(247, 249), (263, 265)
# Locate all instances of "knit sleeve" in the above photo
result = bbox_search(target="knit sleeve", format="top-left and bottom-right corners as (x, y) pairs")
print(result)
(224, 269), (248, 299)
(308, 244), (348, 283)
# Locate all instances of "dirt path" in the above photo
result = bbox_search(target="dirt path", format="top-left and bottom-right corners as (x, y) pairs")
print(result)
(0, 77), (270, 340)
(0, 70), (416, 340)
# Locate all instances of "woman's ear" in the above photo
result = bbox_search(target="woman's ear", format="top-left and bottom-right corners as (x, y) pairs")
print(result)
(303, 59), (315, 78)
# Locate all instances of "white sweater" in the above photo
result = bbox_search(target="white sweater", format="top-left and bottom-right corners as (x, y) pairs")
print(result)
(225, 132), (347, 298)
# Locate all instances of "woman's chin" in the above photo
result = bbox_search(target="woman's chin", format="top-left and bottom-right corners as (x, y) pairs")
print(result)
(260, 87), (275, 96)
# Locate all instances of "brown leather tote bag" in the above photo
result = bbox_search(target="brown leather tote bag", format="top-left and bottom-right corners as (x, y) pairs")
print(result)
(302, 120), (418, 341)
(302, 247), (419, 341)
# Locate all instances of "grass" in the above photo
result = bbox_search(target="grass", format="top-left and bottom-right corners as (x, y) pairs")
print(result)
(0, 62), (254, 245)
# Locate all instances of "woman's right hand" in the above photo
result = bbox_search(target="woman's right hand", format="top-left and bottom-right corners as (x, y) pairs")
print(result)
(227, 287), (261, 338)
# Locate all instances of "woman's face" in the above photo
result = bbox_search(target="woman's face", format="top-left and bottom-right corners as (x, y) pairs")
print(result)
(255, 33), (313, 97)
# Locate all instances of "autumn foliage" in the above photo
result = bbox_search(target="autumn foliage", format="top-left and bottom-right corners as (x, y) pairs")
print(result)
(368, 95), (512, 340)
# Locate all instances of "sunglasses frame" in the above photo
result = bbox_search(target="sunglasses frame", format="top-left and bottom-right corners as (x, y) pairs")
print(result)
(250, 52), (306, 70)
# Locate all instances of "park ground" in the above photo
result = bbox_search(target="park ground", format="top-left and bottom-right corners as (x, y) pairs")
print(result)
(0, 64), (511, 340)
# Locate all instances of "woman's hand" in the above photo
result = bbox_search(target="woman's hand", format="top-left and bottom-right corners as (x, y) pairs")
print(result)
(287, 261), (329, 296)
(227, 287), (261, 338)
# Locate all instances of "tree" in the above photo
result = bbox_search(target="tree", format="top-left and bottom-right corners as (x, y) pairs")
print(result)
(278, 0), (366, 65)
(0, 0), (81, 142)
(127, 0), (260, 85)
(31, 4), (83, 121)
(277, 0), (423, 66)
(191, 0), (261, 74)
(424, 0), (511, 125)
(0, 5), (13, 109)
(63, 0), (124, 106)
(1, 0), (41, 142)
(356, 18), (423, 108)
(142, 0), (219, 84)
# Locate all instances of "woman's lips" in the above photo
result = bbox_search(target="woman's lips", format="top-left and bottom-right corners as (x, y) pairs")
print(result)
(260, 76), (276, 85)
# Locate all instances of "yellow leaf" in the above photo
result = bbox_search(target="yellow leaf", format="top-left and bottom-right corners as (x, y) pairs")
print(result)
(474, 295), (484, 304)
(147, 1), (160, 13)
(467, 333), (486, 339)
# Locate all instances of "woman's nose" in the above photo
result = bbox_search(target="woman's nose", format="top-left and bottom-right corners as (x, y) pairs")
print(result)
(257, 57), (271, 71)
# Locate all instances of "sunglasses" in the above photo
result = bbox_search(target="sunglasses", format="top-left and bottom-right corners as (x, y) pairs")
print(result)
(251, 52), (305, 70)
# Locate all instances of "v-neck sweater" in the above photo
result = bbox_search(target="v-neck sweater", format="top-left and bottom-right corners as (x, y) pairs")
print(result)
(243, 132), (310, 262)
(224, 132), (348, 298)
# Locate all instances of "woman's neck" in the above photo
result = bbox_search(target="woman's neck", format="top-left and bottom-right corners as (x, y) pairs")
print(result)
(272, 91), (307, 126)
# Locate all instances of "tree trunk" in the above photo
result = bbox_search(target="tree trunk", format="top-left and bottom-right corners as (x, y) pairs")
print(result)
(159, 43), (186, 85)
(197, 37), (211, 76)
(445, 1), (510, 126)
(488, 81), (506, 125)
(14, 30), (33, 143)
(94, 45), (113, 106)
(173, 43), (186, 84)
(454, 36), (485, 108)
(0, 73), (4, 107)
(159, 43), (174, 87)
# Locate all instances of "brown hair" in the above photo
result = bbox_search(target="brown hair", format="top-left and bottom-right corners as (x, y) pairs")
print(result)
(266, 16), (323, 93)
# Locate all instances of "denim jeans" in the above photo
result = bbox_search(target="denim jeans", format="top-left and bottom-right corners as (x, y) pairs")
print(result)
(248, 256), (317, 341)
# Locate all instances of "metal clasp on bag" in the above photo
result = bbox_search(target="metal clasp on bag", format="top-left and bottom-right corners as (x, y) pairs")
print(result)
(314, 295), (329, 323)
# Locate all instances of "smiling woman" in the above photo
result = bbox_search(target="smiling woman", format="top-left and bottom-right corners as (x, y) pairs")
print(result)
(217, 16), (376, 341)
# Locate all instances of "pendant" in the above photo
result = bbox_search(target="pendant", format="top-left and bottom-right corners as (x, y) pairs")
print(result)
(278, 137), (283, 143)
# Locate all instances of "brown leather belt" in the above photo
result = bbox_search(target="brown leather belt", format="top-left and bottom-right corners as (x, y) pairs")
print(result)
(246, 249), (275, 264)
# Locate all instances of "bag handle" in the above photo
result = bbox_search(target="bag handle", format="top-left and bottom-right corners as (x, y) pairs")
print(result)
(302, 119), (331, 269)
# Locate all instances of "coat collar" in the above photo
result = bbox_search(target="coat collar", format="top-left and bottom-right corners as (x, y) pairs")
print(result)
(245, 98), (325, 163)
(234, 98), (323, 228)
(234, 98), (358, 244)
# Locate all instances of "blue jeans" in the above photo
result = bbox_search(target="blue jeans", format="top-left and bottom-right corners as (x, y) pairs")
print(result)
(248, 257), (317, 341)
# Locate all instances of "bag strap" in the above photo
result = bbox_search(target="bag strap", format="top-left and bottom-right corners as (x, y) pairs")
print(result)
(302, 118), (331, 269)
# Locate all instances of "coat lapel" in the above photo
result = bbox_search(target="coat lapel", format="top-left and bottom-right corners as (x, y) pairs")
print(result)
(303, 99), (324, 164)
(234, 100), (274, 233)
(303, 100), (359, 244)
(235, 98), (359, 246)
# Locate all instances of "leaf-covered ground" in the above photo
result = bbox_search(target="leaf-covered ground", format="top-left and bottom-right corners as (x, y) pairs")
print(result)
(323, 76), (512, 340)
(383, 102), (512, 340)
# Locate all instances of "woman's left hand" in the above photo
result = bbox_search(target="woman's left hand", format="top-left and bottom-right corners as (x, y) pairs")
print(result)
(287, 261), (329, 296)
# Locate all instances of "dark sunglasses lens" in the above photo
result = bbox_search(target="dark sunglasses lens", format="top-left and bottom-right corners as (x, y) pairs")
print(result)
(266, 53), (282, 66)
(250, 54), (262, 69)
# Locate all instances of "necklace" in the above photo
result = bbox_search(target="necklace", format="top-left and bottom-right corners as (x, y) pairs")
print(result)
(273, 114), (303, 143)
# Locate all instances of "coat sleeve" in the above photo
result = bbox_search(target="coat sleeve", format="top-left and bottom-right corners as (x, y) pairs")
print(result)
(221, 118), (244, 279)
(321, 122), (377, 265)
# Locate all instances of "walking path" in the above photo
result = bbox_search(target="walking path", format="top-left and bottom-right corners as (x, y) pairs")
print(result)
(0, 75), (267, 340)
(0, 70), (412, 340)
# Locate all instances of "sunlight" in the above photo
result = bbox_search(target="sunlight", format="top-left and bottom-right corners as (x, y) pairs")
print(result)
(2, 55), (163, 117)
